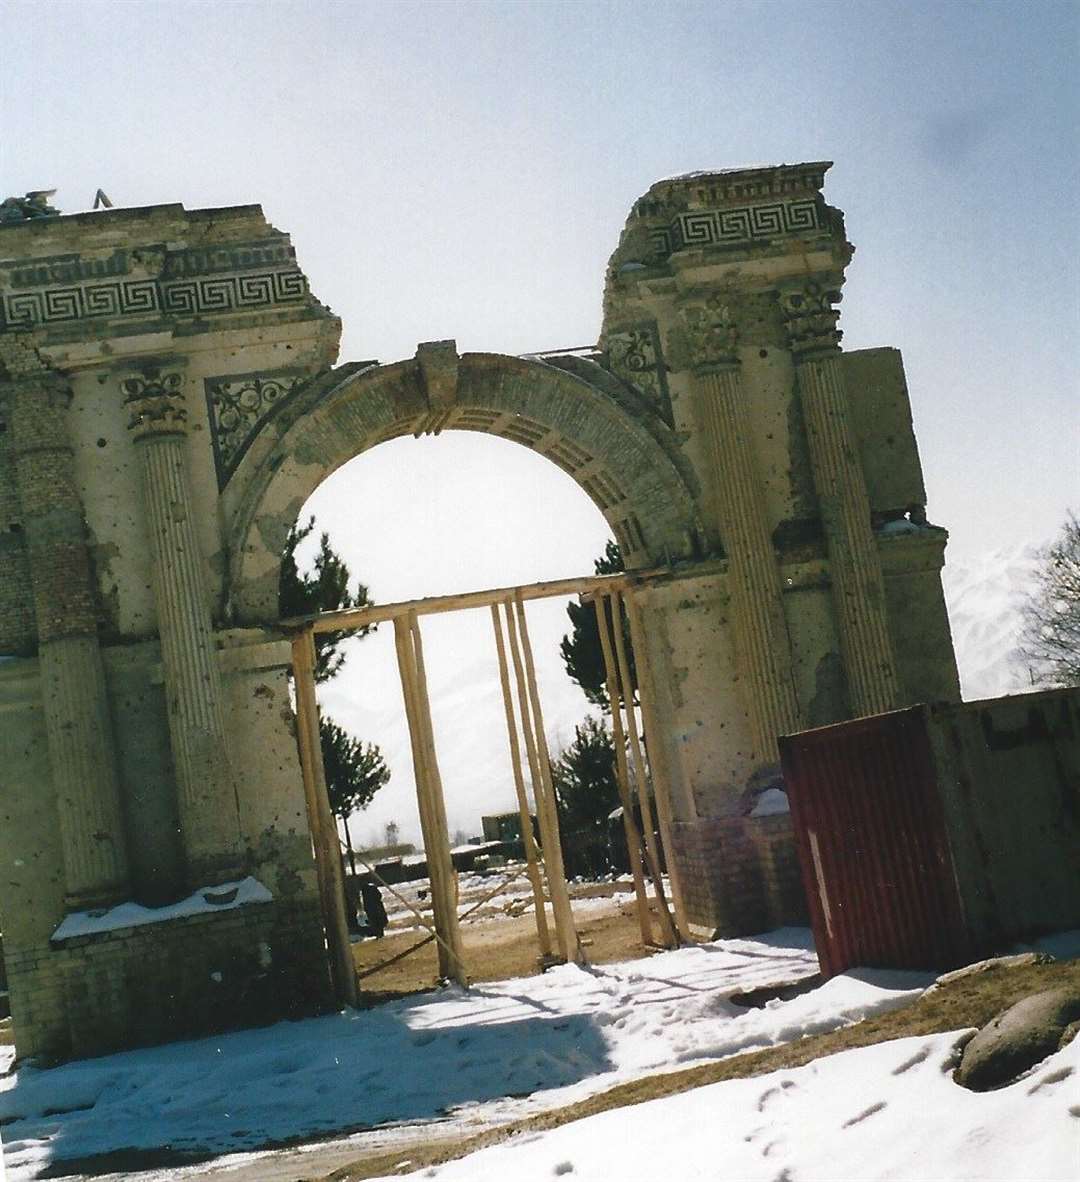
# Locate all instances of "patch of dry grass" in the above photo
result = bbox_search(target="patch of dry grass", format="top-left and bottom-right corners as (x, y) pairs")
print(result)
(317, 957), (1080, 1181)
(352, 900), (662, 1002)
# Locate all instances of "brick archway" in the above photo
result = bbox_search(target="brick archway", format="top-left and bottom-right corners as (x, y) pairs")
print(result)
(225, 348), (705, 624)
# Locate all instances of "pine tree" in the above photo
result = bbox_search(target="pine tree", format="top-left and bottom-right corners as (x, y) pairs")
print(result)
(559, 540), (635, 709)
(280, 515), (373, 683)
(279, 515), (389, 868)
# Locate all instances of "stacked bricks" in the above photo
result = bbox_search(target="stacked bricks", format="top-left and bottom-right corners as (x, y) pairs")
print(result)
(670, 814), (807, 935)
(9, 896), (330, 1061)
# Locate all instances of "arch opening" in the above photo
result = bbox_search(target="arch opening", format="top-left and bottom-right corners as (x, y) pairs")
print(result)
(225, 351), (703, 626)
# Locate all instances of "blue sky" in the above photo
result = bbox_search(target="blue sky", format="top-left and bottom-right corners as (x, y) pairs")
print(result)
(5, 0), (1077, 840)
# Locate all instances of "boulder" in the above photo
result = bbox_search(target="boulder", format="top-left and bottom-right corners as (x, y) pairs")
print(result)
(955, 987), (1080, 1091)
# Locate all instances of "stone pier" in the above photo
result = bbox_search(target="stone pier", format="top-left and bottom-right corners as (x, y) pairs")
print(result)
(8, 360), (129, 910)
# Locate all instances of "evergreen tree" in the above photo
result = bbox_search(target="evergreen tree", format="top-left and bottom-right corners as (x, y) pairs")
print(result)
(279, 515), (389, 871)
(280, 515), (373, 683)
(559, 540), (635, 710)
(320, 720), (391, 873)
(551, 715), (620, 876)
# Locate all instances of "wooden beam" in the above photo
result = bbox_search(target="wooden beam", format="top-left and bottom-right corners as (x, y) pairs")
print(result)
(490, 604), (553, 958)
(407, 611), (468, 986)
(623, 588), (691, 941)
(612, 592), (678, 948)
(283, 567), (697, 636)
(594, 595), (654, 946)
(393, 617), (465, 985)
(503, 597), (582, 965)
(291, 630), (359, 1007)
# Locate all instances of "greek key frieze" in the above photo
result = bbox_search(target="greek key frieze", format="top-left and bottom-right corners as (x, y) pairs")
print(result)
(647, 198), (820, 260)
(204, 370), (306, 489)
(0, 268), (308, 331)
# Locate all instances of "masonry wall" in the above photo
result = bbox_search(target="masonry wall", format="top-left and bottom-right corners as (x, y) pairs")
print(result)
(0, 634), (330, 1060)
(9, 896), (329, 1061)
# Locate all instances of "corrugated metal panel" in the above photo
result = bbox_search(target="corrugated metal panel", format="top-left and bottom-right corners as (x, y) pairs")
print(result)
(780, 707), (970, 978)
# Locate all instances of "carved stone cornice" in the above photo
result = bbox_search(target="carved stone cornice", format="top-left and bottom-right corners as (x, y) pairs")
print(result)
(123, 368), (187, 440)
(778, 278), (843, 359)
(679, 292), (740, 371)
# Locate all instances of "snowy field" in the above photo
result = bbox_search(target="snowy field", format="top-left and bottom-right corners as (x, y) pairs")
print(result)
(401, 1028), (1080, 1182)
(0, 929), (934, 1180)
(1, 928), (1077, 1181)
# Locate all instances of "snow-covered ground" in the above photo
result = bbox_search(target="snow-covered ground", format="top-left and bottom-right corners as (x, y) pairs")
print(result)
(2, 928), (1077, 1181)
(0, 929), (933, 1180)
(400, 1028), (1080, 1182)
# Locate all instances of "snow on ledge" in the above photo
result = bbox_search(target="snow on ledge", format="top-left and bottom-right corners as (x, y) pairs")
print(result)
(51, 877), (273, 943)
(750, 787), (791, 817)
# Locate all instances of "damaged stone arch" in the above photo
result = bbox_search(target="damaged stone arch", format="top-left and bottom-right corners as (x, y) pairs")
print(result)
(224, 345), (706, 625)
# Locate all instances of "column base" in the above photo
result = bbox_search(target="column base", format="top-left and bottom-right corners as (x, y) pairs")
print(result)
(185, 851), (247, 892)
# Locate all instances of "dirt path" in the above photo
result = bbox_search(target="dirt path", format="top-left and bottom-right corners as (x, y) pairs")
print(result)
(352, 890), (667, 999)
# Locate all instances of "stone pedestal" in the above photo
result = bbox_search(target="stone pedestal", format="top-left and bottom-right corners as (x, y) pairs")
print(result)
(9, 372), (129, 909)
(682, 296), (801, 759)
(124, 369), (242, 887)
(781, 280), (901, 716)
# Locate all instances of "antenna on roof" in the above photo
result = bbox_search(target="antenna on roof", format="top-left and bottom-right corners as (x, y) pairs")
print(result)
(93, 189), (113, 210)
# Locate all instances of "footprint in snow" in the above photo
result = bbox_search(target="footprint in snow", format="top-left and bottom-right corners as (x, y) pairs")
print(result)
(1027, 1066), (1073, 1095)
(891, 1044), (932, 1075)
(757, 1080), (796, 1111)
(553, 1160), (575, 1175)
(841, 1101), (887, 1128)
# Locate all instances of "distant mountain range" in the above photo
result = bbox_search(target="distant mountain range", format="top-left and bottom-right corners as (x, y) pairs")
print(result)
(940, 543), (1041, 701)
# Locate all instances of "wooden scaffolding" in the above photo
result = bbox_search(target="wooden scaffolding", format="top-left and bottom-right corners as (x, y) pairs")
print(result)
(285, 569), (693, 1006)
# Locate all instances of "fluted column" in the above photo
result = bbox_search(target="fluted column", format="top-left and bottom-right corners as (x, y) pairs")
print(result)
(123, 368), (242, 887)
(8, 368), (130, 909)
(779, 278), (901, 715)
(681, 295), (801, 759)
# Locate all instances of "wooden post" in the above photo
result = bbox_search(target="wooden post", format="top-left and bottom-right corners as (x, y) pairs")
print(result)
(611, 593), (678, 948)
(623, 588), (691, 940)
(392, 617), (448, 977)
(408, 611), (468, 985)
(393, 616), (467, 986)
(291, 629), (359, 1007)
(504, 597), (582, 964)
(594, 594), (654, 946)
(490, 605), (553, 958)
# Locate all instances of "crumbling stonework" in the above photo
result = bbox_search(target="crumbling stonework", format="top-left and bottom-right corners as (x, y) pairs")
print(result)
(0, 163), (960, 1059)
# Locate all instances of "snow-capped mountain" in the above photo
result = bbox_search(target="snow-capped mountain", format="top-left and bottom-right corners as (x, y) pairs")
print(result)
(941, 543), (1042, 701)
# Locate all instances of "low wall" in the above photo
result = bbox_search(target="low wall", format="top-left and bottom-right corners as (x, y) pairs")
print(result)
(9, 895), (330, 1061)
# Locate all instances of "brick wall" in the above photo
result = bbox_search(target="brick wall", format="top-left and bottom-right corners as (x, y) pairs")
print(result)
(671, 813), (808, 935)
(8, 895), (332, 1062)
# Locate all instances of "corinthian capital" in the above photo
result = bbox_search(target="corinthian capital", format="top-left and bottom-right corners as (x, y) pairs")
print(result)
(123, 369), (187, 439)
(679, 292), (739, 371)
(778, 278), (843, 359)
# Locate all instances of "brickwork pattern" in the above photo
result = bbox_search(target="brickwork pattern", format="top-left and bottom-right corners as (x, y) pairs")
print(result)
(7, 895), (331, 1061)
(671, 814), (807, 935)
